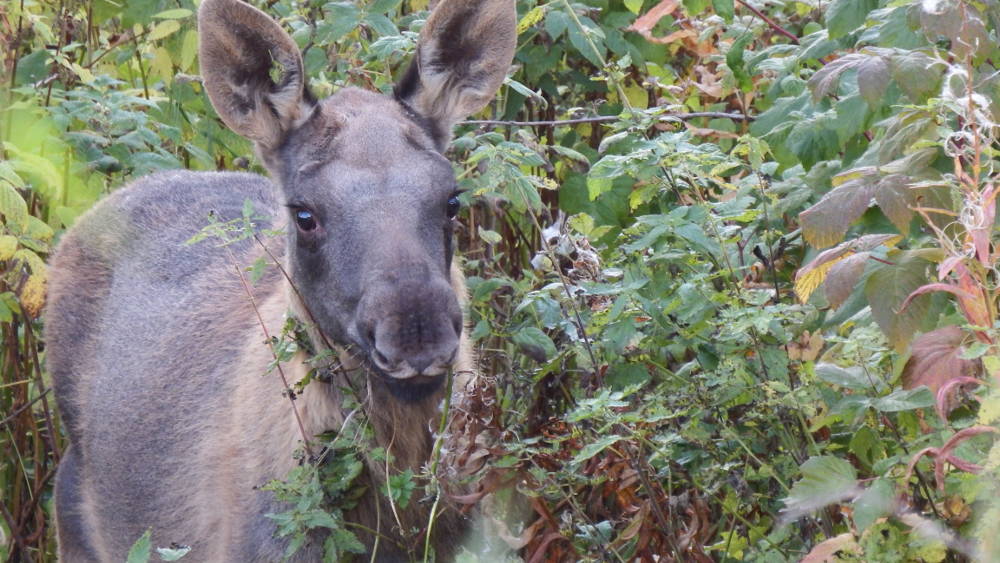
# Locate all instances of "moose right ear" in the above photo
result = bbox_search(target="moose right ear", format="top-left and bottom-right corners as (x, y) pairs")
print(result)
(198, 0), (312, 149)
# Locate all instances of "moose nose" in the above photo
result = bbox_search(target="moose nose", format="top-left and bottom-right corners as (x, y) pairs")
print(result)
(356, 285), (463, 379)
(365, 315), (460, 378)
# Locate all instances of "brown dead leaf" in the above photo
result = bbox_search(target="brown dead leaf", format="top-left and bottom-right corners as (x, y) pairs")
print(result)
(627, 0), (680, 40)
(801, 533), (862, 562)
(683, 122), (740, 139)
(787, 330), (825, 362)
(901, 326), (981, 418)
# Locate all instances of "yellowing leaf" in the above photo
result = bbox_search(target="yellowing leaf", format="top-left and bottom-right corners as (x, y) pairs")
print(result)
(623, 83), (648, 109)
(180, 30), (199, 71)
(794, 234), (901, 303)
(149, 19), (181, 41)
(0, 183), (29, 233)
(517, 6), (545, 34)
(151, 47), (175, 85)
(19, 273), (46, 318)
(794, 259), (835, 304)
(152, 8), (192, 19)
(625, 0), (644, 14)
(0, 235), (17, 260)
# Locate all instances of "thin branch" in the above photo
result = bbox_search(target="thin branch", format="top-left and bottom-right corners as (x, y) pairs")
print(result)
(736, 0), (799, 44)
(462, 111), (753, 128)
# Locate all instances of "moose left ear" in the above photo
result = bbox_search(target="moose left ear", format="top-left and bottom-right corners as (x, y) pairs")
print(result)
(395, 0), (517, 148)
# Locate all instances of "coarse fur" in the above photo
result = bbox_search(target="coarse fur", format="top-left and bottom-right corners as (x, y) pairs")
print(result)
(44, 0), (516, 560)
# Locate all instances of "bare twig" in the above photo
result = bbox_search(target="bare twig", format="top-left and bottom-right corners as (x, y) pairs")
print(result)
(462, 111), (753, 128)
(736, 0), (799, 44)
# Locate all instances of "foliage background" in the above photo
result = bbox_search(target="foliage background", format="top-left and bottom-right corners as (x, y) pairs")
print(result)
(3, 0), (1000, 560)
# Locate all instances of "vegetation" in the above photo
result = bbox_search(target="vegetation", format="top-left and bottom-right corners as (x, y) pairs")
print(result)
(3, 0), (1000, 560)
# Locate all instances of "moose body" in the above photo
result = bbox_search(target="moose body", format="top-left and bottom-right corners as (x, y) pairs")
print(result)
(44, 0), (515, 560)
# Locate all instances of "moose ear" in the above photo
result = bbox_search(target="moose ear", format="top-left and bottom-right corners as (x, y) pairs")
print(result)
(395, 0), (517, 147)
(198, 0), (313, 149)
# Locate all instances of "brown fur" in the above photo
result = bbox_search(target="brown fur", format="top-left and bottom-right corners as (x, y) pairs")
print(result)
(45, 0), (515, 560)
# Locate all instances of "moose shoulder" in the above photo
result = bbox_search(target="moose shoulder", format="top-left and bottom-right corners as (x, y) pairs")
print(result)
(43, 0), (516, 560)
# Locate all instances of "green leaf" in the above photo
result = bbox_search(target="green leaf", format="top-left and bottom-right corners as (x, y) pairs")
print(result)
(572, 434), (622, 464)
(513, 326), (557, 363)
(624, 0), (644, 15)
(783, 456), (859, 517)
(477, 227), (502, 245)
(888, 51), (944, 102)
(853, 479), (894, 532)
(726, 32), (754, 92)
(814, 363), (873, 391)
(873, 387), (934, 412)
(368, 0), (402, 14)
(856, 55), (889, 107)
(864, 250), (934, 351)
(126, 529), (153, 563)
(713, 0), (734, 23)
(826, 0), (877, 39)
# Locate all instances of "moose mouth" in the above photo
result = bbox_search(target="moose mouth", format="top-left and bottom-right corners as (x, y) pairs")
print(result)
(375, 369), (445, 403)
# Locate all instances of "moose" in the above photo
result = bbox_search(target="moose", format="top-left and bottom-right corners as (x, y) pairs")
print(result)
(44, 0), (516, 559)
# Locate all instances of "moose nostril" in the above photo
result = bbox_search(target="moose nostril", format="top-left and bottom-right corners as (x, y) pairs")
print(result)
(373, 347), (390, 366)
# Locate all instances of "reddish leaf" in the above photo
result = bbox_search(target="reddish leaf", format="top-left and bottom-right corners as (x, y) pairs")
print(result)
(800, 173), (879, 248)
(807, 53), (868, 102)
(857, 55), (890, 107)
(824, 252), (870, 308)
(872, 174), (915, 234)
(901, 326), (981, 419)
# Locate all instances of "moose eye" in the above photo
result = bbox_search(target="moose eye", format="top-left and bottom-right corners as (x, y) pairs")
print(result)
(295, 209), (317, 231)
(446, 194), (461, 219)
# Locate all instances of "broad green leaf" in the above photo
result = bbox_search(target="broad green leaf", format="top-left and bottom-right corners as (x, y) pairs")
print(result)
(888, 51), (944, 102)
(513, 326), (557, 362)
(864, 250), (934, 351)
(814, 363), (872, 391)
(826, 0), (877, 39)
(873, 387), (934, 412)
(712, 0), (734, 23)
(852, 479), (894, 532)
(369, 0), (402, 14)
(783, 456), (859, 517)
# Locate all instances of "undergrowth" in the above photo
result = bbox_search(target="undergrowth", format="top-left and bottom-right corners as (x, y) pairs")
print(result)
(3, 0), (1000, 561)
